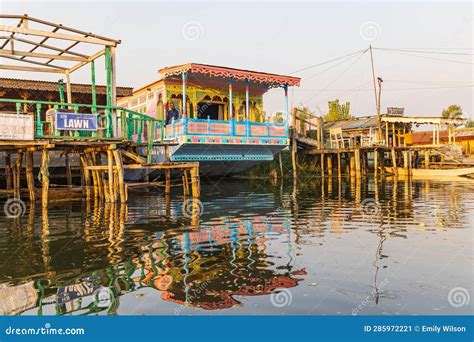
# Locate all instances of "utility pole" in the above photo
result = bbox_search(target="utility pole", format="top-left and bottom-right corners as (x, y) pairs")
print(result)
(369, 45), (382, 140)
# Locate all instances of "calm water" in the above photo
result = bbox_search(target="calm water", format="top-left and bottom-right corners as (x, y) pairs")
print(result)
(0, 177), (472, 316)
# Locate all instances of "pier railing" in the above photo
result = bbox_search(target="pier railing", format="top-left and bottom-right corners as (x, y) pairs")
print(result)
(160, 117), (289, 141)
(0, 98), (161, 143)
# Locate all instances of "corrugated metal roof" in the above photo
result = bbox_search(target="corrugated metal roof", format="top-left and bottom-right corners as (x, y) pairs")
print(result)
(0, 78), (133, 96)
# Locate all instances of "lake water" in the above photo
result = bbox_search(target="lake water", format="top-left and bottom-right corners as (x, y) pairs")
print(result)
(0, 177), (472, 316)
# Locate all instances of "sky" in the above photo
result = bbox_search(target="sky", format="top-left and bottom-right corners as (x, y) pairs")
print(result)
(1, 1), (472, 120)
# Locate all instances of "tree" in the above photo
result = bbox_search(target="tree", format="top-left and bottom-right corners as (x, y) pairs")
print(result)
(324, 99), (351, 122)
(465, 120), (474, 128)
(441, 105), (463, 119)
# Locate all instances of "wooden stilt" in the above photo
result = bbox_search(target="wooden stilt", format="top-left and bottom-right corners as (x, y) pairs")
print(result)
(350, 154), (355, 178)
(354, 149), (361, 179)
(65, 152), (72, 189)
(190, 167), (200, 197)
(337, 152), (341, 178)
(41, 149), (49, 207)
(80, 154), (91, 200)
(424, 150), (430, 169)
(112, 150), (126, 204)
(327, 155), (332, 177)
(4, 153), (12, 191)
(14, 152), (23, 199)
(26, 151), (36, 201)
(391, 147), (398, 176)
(165, 169), (171, 194)
(107, 149), (116, 202)
(373, 149), (378, 177)
(321, 153), (325, 176)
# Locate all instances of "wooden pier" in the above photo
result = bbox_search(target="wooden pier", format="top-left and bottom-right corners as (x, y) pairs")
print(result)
(0, 141), (200, 207)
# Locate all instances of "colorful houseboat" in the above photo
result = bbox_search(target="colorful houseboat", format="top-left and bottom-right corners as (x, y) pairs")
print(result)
(118, 63), (300, 176)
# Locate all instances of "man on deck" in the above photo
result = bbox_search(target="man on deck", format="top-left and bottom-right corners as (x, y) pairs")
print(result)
(165, 102), (180, 125)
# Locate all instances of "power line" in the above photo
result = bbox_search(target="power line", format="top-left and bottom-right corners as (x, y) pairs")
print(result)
(376, 49), (473, 65)
(288, 49), (368, 74)
(373, 47), (474, 56)
(301, 51), (368, 105)
(303, 51), (366, 81)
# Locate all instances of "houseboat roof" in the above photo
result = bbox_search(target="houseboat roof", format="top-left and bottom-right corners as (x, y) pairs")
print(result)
(324, 116), (379, 131)
(158, 63), (301, 88)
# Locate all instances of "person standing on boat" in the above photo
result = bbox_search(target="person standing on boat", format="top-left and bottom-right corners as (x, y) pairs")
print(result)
(165, 102), (180, 125)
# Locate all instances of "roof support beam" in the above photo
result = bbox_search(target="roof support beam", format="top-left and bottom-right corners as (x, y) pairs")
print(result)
(0, 55), (67, 70)
(0, 48), (86, 61)
(0, 25), (116, 46)
(0, 65), (64, 73)
(67, 48), (106, 74)
(4, 36), (88, 57)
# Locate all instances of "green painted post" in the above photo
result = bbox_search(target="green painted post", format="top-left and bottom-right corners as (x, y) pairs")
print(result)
(53, 105), (60, 136)
(74, 104), (80, 137)
(147, 121), (154, 164)
(16, 102), (21, 114)
(36, 103), (43, 137)
(137, 119), (143, 144)
(58, 80), (65, 109)
(91, 60), (97, 113)
(105, 47), (112, 138)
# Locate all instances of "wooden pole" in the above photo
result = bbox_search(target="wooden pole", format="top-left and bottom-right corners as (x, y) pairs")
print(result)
(350, 153), (355, 178)
(26, 150), (36, 201)
(391, 147), (398, 177)
(337, 152), (341, 178)
(373, 149), (378, 177)
(41, 149), (49, 207)
(107, 149), (115, 202)
(369, 45), (382, 139)
(80, 154), (91, 200)
(4, 153), (12, 190)
(165, 169), (171, 194)
(321, 153), (325, 176)
(327, 155), (332, 177)
(190, 167), (200, 197)
(424, 150), (430, 169)
(65, 152), (72, 189)
(292, 108), (298, 180)
(112, 150), (126, 203)
(354, 149), (361, 179)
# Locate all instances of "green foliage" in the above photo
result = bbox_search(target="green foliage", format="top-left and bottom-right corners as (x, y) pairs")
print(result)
(324, 99), (351, 122)
(441, 104), (463, 119)
(465, 120), (474, 128)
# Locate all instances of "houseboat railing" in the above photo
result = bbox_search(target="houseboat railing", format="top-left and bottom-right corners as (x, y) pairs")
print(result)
(160, 117), (289, 141)
(0, 98), (162, 162)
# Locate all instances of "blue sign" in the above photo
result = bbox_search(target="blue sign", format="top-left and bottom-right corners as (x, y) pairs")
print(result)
(55, 112), (98, 131)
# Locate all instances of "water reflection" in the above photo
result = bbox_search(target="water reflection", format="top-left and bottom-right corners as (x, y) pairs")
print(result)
(0, 177), (472, 315)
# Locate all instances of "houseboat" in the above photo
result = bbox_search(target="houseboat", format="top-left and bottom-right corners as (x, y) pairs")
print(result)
(118, 63), (300, 176)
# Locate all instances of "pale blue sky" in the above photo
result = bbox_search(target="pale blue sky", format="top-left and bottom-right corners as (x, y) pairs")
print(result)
(1, 1), (472, 119)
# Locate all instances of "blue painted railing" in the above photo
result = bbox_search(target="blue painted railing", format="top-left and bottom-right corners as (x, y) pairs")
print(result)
(161, 117), (288, 140)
